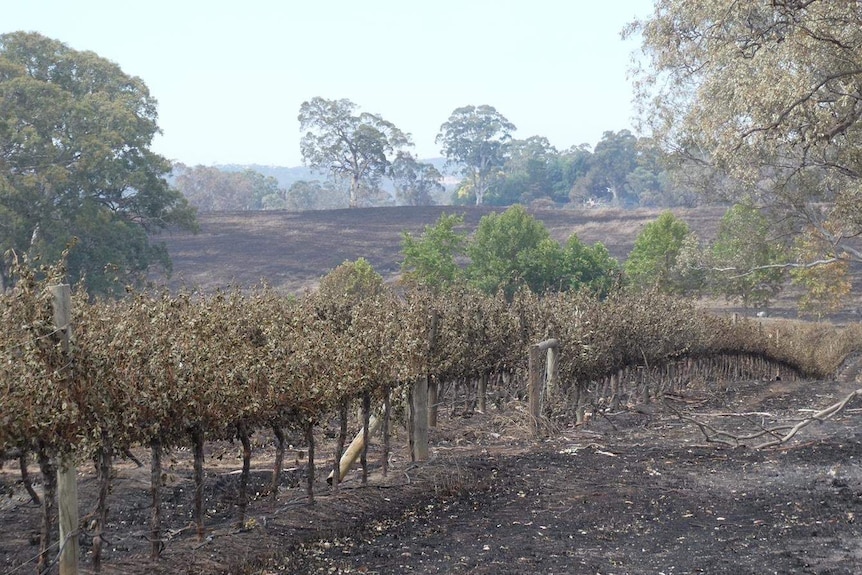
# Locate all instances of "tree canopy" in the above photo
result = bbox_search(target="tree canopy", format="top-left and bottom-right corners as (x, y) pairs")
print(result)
(624, 211), (691, 292)
(173, 164), (285, 211)
(437, 105), (516, 206)
(299, 97), (412, 208)
(709, 201), (788, 311)
(390, 152), (444, 206)
(464, 205), (620, 299)
(0, 32), (196, 293)
(629, 1), (862, 264)
(400, 213), (467, 290)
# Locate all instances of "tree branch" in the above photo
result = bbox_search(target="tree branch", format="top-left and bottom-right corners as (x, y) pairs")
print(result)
(755, 388), (862, 449)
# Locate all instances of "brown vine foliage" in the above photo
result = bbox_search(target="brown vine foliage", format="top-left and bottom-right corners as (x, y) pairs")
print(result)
(1, 263), (858, 459)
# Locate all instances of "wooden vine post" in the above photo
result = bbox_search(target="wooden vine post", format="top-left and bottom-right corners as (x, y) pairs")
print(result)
(528, 338), (559, 438)
(51, 284), (79, 575)
(411, 375), (430, 460)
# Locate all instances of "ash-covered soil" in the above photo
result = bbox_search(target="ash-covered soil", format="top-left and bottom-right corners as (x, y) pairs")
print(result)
(4, 371), (862, 574)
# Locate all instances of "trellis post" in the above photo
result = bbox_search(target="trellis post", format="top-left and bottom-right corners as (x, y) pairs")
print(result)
(51, 284), (79, 575)
(528, 338), (559, 437)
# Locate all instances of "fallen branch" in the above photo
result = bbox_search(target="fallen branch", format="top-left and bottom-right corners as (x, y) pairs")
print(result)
(755, 388), (862, 449)
(665, 388), (862, 449)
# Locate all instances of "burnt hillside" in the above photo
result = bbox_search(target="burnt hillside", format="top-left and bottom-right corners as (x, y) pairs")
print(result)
(151, 205), (726, 294)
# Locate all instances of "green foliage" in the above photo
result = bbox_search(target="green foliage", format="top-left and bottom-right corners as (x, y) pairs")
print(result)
(560, 235), (621, 297)
(173, 164), (285, 211)
(489, 136), (559, 205)
(299, 97), (412, 208)
(624, 211), (691, 292)
(400, 213), (467, 290)
(0, 32), (197, 294)
(390, 152), (444, 206)
(285, 179), (346, 211)
(790, 225), (852, 320)
(466, 206), (557, 298)
(709, 201), (788, 310)
(630, 1), (862, 267)
(436, 105), (516, 205)
(569, 130), (639, 207)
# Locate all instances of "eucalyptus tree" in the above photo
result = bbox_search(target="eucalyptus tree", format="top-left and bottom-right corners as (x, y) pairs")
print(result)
(298, 97), (412, 208)
(390, 152), (444, 206)
(624, 211), (691, 292)
(629, 1), (862, 271)
(436, 105), (516, 205)
(173, 164), (284, 211)
(709, 201), (789, 311)
(0, 32), (197, 294)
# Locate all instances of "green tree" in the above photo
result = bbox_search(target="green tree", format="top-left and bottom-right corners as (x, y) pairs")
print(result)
(400, 213), (467, 289)
(284, 179), (345, 211)
(173, 164), (284, 211)
(466, 205), (562, 298)
(709, 202), (788, 311)
(560, 235), (620, 297)
(551, 144), (592, 204)
(298, 97), (412, 208)
(629, 1), (862, 272)
(491, 136), (559, 205)
(569, 130), (639, 207)
(791, 224), (853, 320)
(436, 105), (516, 205)
(390, 152), (444, 206)
(625, 211), (691, 292)
(0, 32), (196, 293)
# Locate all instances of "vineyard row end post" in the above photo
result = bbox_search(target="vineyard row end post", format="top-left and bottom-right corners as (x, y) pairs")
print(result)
(529, 338), (559, 438)
(51, 283), (79, 575)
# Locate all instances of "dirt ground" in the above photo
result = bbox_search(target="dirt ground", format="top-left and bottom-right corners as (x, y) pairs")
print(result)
(4, 366), (862, 575)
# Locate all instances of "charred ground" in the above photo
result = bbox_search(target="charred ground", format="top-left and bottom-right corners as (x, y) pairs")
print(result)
(153, 205), (726, 295)
(3, 371), (862, 574)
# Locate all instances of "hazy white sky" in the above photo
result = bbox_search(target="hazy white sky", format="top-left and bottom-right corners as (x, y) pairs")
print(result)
(4, 0), (654, 167)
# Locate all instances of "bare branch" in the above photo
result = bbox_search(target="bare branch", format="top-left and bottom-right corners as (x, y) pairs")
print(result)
(709, 258), (839, 279)
(755, 388), (862, 449)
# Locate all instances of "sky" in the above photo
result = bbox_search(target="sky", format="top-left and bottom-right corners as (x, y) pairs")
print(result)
(3, 0), (655, 168)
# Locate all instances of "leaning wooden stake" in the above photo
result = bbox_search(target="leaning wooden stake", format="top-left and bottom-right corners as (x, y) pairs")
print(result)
(51, 284), (79, 575)
(327, 412), (383, 485)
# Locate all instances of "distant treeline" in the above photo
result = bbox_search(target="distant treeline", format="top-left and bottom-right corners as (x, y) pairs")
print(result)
(173, 130), (701, 212)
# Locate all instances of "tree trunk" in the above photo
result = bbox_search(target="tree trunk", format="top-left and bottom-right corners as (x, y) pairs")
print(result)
(18, 449), (40, 505)
(92, 431), (112, 572)
(237, 422), (252, 527)
(361, 393), (371, 485)
(271, 423), (285, 500)
(191, 426), (205, 540)
(305, 421), (315, 505)
(333, 400), (348, 492)
(150, 438), (163, 561)
(37, 443), (56, 575)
